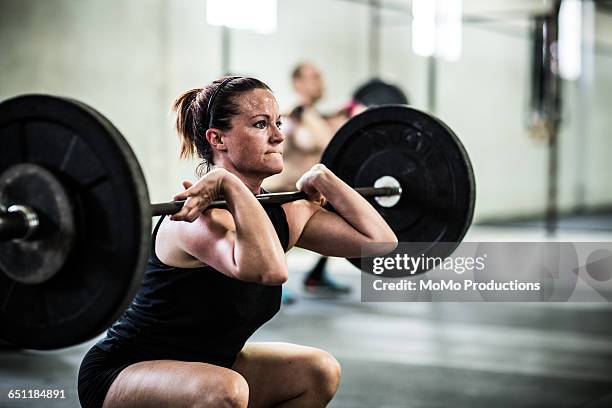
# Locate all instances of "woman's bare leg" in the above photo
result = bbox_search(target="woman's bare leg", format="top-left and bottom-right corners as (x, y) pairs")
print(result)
(102, 360), (249, 408)
(231, 342), (341, 408)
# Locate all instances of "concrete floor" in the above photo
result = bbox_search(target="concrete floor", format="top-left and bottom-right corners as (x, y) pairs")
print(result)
(1, 224), (612, 407)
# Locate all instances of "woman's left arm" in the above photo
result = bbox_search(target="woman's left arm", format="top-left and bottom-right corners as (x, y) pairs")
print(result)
(287, 164), (398, 257)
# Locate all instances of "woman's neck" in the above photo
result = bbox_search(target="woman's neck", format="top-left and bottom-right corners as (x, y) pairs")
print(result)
(211, 164), (263, 195)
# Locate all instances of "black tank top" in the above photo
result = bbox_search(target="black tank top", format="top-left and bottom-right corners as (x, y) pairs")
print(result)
(95, 202), (289, 368)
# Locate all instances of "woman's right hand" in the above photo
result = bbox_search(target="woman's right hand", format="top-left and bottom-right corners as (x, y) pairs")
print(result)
(170, 168), (229, 222)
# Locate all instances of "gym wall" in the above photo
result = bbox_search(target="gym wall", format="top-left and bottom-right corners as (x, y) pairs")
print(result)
(1, 0), (610, 220)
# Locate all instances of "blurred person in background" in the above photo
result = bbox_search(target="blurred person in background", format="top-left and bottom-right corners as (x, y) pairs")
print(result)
(265, 62), (352, 301)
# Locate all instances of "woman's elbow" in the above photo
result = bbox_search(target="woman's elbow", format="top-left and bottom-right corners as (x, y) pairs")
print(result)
(259, 268), (288, 285)
(390, 231), (399, 248)
(382, 237), (399, 255)
(366, 228), (398, 256)
(378, 225), (398, 247)
(236, 264), (288, 286)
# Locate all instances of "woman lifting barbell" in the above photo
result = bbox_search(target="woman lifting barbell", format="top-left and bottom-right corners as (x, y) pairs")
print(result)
(77, 76), (397, 408)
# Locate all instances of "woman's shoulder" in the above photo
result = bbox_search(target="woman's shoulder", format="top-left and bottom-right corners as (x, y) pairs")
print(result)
(155, 209), (234, 268)
(281, 200), (322, 249)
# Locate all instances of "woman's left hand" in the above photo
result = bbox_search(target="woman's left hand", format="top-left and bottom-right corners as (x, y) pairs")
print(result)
(290, 162), (398, 258)
(296, 164), (328, 206)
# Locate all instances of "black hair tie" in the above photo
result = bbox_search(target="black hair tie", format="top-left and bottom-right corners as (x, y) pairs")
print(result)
(205, 76), (241, 130)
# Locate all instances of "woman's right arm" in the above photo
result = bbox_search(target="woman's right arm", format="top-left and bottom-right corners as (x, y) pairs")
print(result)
(171, 169), (287, 285)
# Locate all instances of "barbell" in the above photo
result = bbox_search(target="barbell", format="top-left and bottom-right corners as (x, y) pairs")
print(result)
(0, 94), (475, 350)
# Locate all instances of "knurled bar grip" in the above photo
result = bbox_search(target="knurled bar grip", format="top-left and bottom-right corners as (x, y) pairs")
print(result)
(149, 186), (401, 217)
(0, 186), (401, 239)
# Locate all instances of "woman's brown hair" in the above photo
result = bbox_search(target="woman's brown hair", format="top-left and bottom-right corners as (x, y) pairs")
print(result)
(172, 76), (272, 175)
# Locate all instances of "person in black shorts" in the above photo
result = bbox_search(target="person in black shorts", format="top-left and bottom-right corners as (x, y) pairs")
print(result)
(78, 76), (397, 408)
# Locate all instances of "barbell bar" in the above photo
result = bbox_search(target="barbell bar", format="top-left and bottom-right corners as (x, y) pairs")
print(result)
(1, 186), (402, 241)
(0, 94), (475, 350)
(150, 184), (402, 216)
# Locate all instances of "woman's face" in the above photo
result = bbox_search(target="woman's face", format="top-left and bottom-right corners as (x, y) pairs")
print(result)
(221, 88), (285, 178)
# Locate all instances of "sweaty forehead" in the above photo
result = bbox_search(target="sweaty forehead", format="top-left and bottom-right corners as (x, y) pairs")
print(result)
(236, 89), (279, 117)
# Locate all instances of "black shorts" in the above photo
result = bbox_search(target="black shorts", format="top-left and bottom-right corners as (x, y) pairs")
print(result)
(78, 346), (137, 408)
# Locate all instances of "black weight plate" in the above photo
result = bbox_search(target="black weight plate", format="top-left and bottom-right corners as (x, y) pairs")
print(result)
(0, 163), (75, 284)
(321, 105), (475, 276)
(353, 78), (409, 106)
(0, 94), (150, 349)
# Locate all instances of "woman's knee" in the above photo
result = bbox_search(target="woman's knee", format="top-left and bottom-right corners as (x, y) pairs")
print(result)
(189, 370), (249, 408)
(306, 349), (342, 399)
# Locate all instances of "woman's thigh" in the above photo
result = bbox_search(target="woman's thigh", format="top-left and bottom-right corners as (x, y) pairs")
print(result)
(231, 342), (341, 408)
(102, 359), (249, 408)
